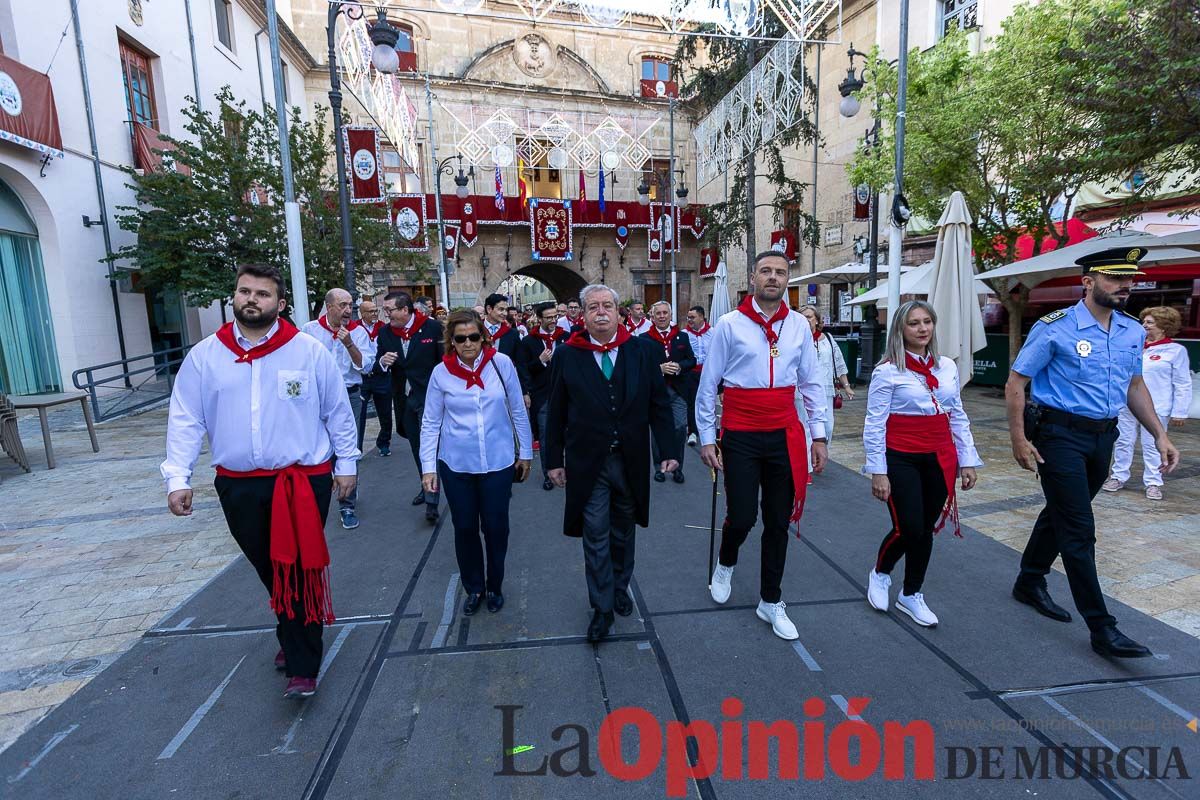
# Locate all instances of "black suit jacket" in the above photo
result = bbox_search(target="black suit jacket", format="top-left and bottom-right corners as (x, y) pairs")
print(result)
(514, 329), (567, 409)
(374, 318), (444, 414)
(640, 329), (697, 392)
(544, 336), (678, 537)
(492, 326), (522, 359)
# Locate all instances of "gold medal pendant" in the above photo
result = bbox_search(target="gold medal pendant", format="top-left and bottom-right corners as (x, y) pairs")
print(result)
(770, 346), (780, 358)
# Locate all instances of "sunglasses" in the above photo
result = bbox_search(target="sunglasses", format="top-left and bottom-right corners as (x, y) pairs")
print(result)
(453, 333), (483, 344)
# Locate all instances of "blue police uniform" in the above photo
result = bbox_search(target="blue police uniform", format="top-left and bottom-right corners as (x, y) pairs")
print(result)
(1010, 246), (1153, 656)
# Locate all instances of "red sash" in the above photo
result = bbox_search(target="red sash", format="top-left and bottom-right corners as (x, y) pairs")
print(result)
(214, 461), (336, 624)
(215, 320), (299, 364)
(886, 414), (961, 537)
(566, 325), (630, 353)
(391, 312), (428, 341)
(647, 325), (678, 355)
(721, 386), (808, 535)
(442, 347), (496, 389)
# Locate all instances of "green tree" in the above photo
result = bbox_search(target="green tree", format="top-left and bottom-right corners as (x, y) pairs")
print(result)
(112, 88), (402, 317)
(847, 2), (1113, 359)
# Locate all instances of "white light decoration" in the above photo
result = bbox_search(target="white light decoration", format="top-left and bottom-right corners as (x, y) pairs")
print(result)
(337, 16), (420, 172)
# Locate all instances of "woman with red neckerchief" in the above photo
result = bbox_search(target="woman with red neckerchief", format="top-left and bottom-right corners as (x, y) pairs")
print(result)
(863, 300), (982, 628)
(1104, 306), (1192, 500)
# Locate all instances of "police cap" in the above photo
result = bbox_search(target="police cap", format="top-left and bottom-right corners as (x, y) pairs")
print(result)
(1077, 246), (1147, 277)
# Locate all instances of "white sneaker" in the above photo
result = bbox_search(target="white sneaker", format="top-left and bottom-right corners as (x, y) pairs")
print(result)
(710, 564), (733, 604)
(1145, 485), (1163, 501)
(896, 592), (938, 627)
(687, 433), (698, 447)
(756, 600), (799, 640)
(867, 570), (892, 611)
(1101, 477), (1123, 493)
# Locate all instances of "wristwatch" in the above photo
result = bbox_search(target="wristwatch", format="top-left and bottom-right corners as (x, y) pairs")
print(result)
(812, 437), (828, 444)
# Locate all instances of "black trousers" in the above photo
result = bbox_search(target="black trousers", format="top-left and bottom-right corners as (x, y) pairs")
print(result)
(582, 453), (637, 613)
(357, 383), (393, 450)
(397, 400), (439, 507)
(718, 429), (793, 604)
(214, 473), (332, 678)
(1017, 422), (1118, 632)
(439, 462), (514, 594)
(875, 449), (948, 595)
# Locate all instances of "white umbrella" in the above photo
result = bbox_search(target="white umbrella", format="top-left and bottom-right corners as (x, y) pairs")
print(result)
(710, 260), (732, 320)
(788, 262), (914, 285)
(979, 230), (1197, 288)
(927, 192), (987, 384)
(848, 261), (990, 306)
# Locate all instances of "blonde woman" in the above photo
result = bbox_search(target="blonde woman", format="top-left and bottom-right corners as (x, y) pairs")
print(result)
(863, 300), (982, 627)
(1104, 306), (1191, 500)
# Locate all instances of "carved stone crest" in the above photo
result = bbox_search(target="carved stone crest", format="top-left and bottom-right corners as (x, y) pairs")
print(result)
(513, 33), (557, 78)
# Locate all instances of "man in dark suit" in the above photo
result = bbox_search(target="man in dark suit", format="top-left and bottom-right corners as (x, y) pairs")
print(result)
(545, 284), (679, 643)
(482, 293), (521, 358)
(516, 302), (567, 491)
(640, 301), (696, 484)
(375, 291), (444, 524)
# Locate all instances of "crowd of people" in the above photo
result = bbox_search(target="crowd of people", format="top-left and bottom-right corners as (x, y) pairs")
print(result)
(161, 246), (1183, 699)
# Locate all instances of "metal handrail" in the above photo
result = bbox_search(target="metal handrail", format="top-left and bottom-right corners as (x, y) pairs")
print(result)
(72, 343), (194, 422)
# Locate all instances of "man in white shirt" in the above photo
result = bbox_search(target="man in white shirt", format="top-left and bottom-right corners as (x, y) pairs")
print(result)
(556, 298), (584, 335)
(302, 288), (374, 530)
(626, 301), (652, 336)
(162, 264), (359, 699)
(697, 252), (829, 642)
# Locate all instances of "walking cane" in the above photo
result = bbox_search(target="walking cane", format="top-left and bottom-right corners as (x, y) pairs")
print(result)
(707, 445), (719, 588)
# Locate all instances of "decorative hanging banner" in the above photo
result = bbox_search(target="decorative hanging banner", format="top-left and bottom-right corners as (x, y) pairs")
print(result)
(391, 194), (427, 251)
(699, 247), (720, 277)
(770, 229), (797, 263)
(443, 224), (461, 261)
(530, 198), (573, 261)
(614, 221), (630, 251)
(460, 199), (478, 247)
(683, 206), (709, 239)
(648, 227), (663, 263)
(853, 185), (871, 221)
(650, 203), (681, 252)
(343, 126), (384, 204)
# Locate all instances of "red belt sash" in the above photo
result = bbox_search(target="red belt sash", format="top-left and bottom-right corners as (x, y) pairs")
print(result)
(886, 414), (961, 537)
(214, 460), (336, 623)
(721, 386), (808, 534)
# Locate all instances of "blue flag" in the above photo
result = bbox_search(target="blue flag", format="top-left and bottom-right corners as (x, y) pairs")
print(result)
(598, 169), (606, 216)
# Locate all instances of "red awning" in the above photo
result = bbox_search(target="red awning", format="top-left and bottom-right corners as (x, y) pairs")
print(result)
(0, 53), (63, 159)
(995, 217), (1098, 261)
(132, 122), (191, 175)
(1029, 262), (1200, 294)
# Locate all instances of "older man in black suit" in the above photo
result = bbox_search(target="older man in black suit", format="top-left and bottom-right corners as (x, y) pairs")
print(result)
(640, 301), (696, 484)
(545, 284), (679, 642)
(515, 302), (568, 491)
(375, 291), (445, 524)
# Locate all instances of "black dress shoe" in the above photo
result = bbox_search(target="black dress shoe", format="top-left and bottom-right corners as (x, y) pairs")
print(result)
(1091, 626), (1151, 658)
(1012, 582), (1072, 622)
(672, 469), (685, 484)
(425, 505), (439, 524)
(411, 491), (426, 506)
(586, 610), (614, 642)
(542, 478), (554, 491)
(463, 593), (483, 616)
(654, 471), (666, 483)
(487, 592), (504, 613)
(614, 589), (633, 617)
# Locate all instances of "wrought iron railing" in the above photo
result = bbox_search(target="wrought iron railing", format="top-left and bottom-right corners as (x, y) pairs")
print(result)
(72, 344), (193, 422)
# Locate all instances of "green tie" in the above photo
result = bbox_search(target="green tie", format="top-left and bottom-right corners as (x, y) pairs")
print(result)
(601, 350), (614, 380)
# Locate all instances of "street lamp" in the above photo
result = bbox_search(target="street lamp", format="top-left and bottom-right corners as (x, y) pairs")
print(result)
(481, 250), (490, 282)
(327, 4), (400, 303)
(600, 249), (609, 283)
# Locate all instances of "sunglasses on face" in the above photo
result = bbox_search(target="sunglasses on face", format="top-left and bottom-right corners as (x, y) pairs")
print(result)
(453, 333), (483, 344)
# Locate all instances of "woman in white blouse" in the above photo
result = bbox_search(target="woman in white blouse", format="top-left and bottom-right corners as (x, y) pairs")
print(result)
(1104, 306), (1191, 500)
(863, 300), (982, 627)
(421, 311), (533, 616)
(798, 306), (854, 441)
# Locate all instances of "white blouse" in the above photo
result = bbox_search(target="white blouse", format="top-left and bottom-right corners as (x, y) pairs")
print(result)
(1140, 341), (1192, 418)
(420, 351), (534, 475)
(814, 332), (849, 396)
(862, 354), (983, 475)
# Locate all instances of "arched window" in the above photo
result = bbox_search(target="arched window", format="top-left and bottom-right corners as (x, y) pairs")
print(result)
(640, 56), (677, 98)
(0, 180), (60, 394)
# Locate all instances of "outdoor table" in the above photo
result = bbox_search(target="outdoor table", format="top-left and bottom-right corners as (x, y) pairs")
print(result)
(9, 391), (100, 469)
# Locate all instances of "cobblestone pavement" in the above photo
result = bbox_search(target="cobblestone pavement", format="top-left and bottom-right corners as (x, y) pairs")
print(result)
(0, 386), (1196, 755)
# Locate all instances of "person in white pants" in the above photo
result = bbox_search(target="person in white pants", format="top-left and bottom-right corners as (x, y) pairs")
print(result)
(1104, 306), (1191, 500)
(798, 306), (853, 441)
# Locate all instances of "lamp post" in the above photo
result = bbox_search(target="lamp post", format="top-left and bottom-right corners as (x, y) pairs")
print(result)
(637, 162), (688, 324)
(327, 4), (400, 304)
(431, 152), (472, 306)
(600, 249), (609, 285)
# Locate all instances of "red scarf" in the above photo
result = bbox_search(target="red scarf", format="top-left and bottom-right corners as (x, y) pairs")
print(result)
(316, 315), (343, 339)
(885, 414), (961, 538)
(441, 347), (496, 389)
(1145, 337), (1174, 349)
(647, 325), (678, 355)
(490, 322), (512, 341)
(345, 319), (361, 331)
(566, 325), (630, 353)
(812, 328), (821, 343)
(721, 386), (808, 535)
(215, 319), (299, 364)
(689, 323), (711, 336)
(533, 328), (559, 350)
(390, 311), (428, 341)
(364, 320), (384, 342)
(214, 461), (336, 624)
(904, 352), (939, 390)
(736, 295), (788, 351)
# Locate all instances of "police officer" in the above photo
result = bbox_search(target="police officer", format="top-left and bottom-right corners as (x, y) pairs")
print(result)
(1005, 247), (1180, 658)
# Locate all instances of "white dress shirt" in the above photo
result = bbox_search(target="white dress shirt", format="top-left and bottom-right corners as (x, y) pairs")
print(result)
(685, 325), (713, 367)
(1139, 341), (1192, 418)
(696, 299), (828, 446)
(814, 331), (849, 397)
(301, 317), (374, 388)
(862, 354), (983, 475)
(420, 351), (534, 474)
(628, 317), (652, 336)
(556, 316), (582, 334)
(161, 321), (361, 493)
(590, 335), (620, 371)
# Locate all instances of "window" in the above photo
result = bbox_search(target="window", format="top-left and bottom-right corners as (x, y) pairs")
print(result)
(646, 158), (670, 201)
(119, 39), (157, 129)
(641, 57), (672, 82)
(640, 57), (678, 98)
(279, 60), (289, 104)
(781, 202), (802, 234)
(940, 0), (978, 37)
(381, 146), (411, 194)
(214, 0), (234, 51)
(395, 23), (418, 71)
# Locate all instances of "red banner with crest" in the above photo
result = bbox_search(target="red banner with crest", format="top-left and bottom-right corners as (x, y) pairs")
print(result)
(343, 126), (384, 204)
(770, 229), (797, 263)
(391, 194), (427, 251)
(459, 198), (478, 247)
(530, 198), (573, 261)
(699, 247), (719, 277)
